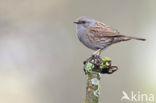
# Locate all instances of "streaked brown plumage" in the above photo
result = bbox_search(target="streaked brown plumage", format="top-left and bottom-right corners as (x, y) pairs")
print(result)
(74, 16), (146, 55)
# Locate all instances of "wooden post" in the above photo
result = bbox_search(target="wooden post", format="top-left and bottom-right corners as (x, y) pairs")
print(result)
(84, 55), (118, 103)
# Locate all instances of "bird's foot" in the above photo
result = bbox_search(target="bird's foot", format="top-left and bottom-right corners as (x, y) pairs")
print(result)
(83, 54), (101, 65)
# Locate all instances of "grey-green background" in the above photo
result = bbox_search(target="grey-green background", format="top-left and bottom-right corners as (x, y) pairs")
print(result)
(0, 0), (155, 103)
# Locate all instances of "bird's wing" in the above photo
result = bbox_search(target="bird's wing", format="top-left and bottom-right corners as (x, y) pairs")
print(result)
(89, 22), (120, 37)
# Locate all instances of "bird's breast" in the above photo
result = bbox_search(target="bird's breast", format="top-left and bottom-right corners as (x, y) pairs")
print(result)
(77, 29), (102, 50)
(77, 29), (89, 44)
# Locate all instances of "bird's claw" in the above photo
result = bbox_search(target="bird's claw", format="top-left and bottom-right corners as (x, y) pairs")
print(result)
(83, 54), (101, 65)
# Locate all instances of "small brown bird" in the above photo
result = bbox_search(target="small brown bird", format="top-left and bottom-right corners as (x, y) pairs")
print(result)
(74, 16), (146, 55)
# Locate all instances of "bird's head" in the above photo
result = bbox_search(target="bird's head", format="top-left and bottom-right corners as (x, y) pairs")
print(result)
(74, 16), (95, 29)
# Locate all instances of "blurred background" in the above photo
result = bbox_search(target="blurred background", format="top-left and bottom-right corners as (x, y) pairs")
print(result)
(0, 0), (155, 103)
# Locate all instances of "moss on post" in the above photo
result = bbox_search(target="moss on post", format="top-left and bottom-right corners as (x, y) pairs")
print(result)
(84, 56), (118, 103)
(85, 71), (101, 103)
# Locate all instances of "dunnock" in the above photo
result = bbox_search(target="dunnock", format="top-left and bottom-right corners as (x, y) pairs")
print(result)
(74, 16), (146, 55)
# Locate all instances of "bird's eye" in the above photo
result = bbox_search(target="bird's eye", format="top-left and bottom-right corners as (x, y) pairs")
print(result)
(81, 21), (86, 24)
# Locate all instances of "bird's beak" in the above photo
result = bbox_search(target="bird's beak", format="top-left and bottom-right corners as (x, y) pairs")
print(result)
(73, 21), (79, 24)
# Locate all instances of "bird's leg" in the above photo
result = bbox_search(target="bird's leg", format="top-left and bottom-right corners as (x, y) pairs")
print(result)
(84, 49), (102, 65)
(92, 49), (102, 56)
(97, 49), (102, 57)
(88, 49), (102, 65)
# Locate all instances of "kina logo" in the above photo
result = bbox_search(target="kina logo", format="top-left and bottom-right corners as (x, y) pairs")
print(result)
(121, 91), (154, 102)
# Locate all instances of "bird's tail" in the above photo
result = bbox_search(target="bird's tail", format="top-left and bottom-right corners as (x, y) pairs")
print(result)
(124, 35), (146, 41)
(111, 35), (146, 44)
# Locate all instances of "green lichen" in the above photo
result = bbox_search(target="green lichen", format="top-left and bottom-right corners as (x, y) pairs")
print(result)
(100, 57), (111, 70)
(101, 57), (111, 63)
(84, 57), (112, 74)
(85, 72), (101, 103)
(91, 78), (98, 85)
(84, 62), (94, 74)
(94, 90), (100, 97)
(84, 56), (118, 103)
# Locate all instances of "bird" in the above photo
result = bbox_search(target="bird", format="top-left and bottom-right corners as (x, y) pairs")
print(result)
(74, 16), (146, 56)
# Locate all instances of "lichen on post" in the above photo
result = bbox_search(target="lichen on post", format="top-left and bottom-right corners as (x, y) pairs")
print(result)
(84, 55), (118, 103)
